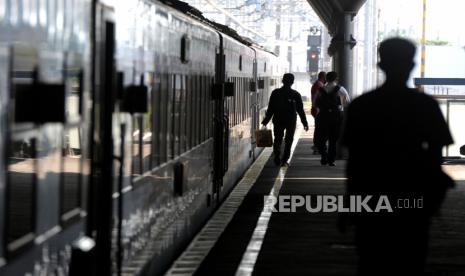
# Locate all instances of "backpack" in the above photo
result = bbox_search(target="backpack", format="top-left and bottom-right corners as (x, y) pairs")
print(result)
(317, 85), (341, 112)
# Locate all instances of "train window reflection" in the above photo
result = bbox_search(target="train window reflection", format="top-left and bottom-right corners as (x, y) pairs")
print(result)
(186, 76), (193, 150)
(6, 138), (37, 252)
(174, 75), (181, 156)
(65, 70), (82, 121)
(160, 74), (168, 163)
(143, 72), (154, 171)
(199, 76), (205, 142)
(166, 75), (173, 159)
(61, 127), (82, 222)
(152, 74), (161, 166)
(132, 117), (142, 177)
(179, 75), (187, 153)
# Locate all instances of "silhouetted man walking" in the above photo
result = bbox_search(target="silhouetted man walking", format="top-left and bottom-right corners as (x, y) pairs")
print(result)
(314, 71), (350, 166)
(341, 38), (454, 275)
(262, 73), (309, 166)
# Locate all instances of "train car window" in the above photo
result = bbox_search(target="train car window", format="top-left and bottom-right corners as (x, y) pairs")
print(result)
(227, 78), (231, 127)
(244, 79), (250, 120)
(200, 75), (205, 143)
(159, 74), (168, 163)
(64, 53), (83, 123)
(173, 74), (181, 156)
(195, 75), (201, 145)
(186, 76), (192, 150)
(64, 69), (82, 122)
(204, 76), (208, 139)
(61, 127), (82, 224)
(142, 74), (153, 172)
(191, 76), (197, 147)
(167, 74), (174, 160)
(235, 78), (242, 125)
(205, 77), (210, 139)
(238, 78), (241, 124)
(239, 55), (242, 71)
(180, 75), (187, 153)
(6, 138), (37, 253)
(152, 74), (161, 167)
(210, 77), (215, 137)
(226, 79), (231, 128)
(242, 78), (245, 122)
(241, 78), (244, 123)
(189, 76), (196, 148)
(236, 77), (239, 125)
(198, 76), (204, 143)
(264, 62), (267, 72)
(200, 76), (207, 142)
(201, 75), (207, 142)
(244, 79), (247, 121)
(207, 77), (213, 138)
(232, 77), (235, 126)
(242, 78), (245, 123)
(239, 78), (243, 123)
(132, 116), (142, 177)
(181, 35), (190, 64)
(236, 78), (240, 125)
(229, 87), (233, 128)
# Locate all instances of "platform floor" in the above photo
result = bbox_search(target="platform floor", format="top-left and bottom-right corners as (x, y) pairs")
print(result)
(170, 129), (465, 276)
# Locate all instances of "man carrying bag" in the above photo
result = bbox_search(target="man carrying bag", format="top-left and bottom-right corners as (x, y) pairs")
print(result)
(261, 73), (309, 166)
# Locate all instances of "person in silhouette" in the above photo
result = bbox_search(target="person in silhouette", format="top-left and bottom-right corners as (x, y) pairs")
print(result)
(314, 71), (350, 166)
(262, 73), (309, 166)
(311, 71), (327, 117)
(311, 71), (326, 154)
(340, 38), (454, 275)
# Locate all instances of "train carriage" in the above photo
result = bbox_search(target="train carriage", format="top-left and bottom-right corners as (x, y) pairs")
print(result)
(0, 0), (283, 275)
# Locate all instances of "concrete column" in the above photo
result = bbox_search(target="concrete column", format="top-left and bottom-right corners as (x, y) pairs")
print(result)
(340, 13), (355, 97)
(330, 13), (356, 97)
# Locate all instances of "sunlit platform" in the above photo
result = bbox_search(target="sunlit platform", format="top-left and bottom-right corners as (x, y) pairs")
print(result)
(167, 127), (465, 276)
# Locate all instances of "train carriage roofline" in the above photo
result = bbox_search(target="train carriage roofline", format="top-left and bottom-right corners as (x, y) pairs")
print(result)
(159, 0), (275, 53)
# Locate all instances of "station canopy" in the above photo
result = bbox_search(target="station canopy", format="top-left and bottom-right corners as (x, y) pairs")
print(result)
(306, 0), (366, 34)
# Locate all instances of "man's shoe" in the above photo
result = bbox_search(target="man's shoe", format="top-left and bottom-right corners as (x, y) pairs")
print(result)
(328, 163), (335, 167)
(274, 156), (281, 166)
(320, 159), (327, 165)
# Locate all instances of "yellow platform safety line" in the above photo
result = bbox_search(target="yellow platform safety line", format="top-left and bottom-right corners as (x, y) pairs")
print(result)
(420, 0), (427, 92)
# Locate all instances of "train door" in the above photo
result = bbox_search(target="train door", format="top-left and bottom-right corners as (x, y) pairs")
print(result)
(85, 3), (116, 276)
(250, 52), (259, 159)
(212, 34), (229, 203)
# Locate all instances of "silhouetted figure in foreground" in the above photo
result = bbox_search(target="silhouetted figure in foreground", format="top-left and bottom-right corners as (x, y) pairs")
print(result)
(262, 73), (309, 166)
(341, 38), (454, 275)
(314, 71), (350, 166)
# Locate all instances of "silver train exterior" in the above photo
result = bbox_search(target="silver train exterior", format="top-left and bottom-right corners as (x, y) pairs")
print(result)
(0, 0), (286, 275)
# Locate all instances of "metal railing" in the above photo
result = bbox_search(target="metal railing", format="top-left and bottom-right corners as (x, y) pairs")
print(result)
(414, 78), (465, 158)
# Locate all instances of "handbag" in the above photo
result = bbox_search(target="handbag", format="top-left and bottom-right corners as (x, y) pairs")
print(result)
(255, 127), (273, 147)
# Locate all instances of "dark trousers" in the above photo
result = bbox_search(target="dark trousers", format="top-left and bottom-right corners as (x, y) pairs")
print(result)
(315, 112), (341, 163)
(273, 122), (296, 162)
(355, 217), (430, 276)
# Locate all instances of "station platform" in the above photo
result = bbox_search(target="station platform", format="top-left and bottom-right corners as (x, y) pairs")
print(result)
(167, 127), (465, 276)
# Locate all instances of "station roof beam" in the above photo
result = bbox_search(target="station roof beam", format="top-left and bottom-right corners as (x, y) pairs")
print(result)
(306, 0), (367, 96)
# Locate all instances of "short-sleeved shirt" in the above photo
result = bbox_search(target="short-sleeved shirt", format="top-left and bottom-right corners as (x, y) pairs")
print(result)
(311, 80), (325, 104)
(341, 86), (453, 195)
